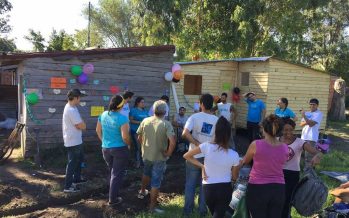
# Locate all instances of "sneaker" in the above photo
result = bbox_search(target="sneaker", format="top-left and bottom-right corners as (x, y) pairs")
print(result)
(150, 207), (165, 214)
(108, 197), (123, 206)
(63, 186), (80, 193)
(137, 189), (149, 199)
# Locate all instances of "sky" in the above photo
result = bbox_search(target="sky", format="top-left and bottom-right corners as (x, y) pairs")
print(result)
(7, 0), (99, 51)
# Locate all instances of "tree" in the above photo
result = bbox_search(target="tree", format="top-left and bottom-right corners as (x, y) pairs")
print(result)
(85, 0), (140, 47)
(24, 29), (46, 52)
(46, 29), (77, 51)
(74, 27), (106, 49)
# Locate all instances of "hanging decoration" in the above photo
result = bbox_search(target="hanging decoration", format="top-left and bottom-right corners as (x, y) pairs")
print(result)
(171, 64), (183, 83)
(71, 65), (83, 76)
(83, 63), (94, 74)
(232, 87), (241, 103)
(48, 108), (56, 113)
(78, 73), (88, 84)
(164, 72), (173, 81)
(23, 78), (43, 125)
(110, 86), (120, 94)
(93, 79), (100, 85)
(27, 92), (39, 105)
(53, 89), (61, 94)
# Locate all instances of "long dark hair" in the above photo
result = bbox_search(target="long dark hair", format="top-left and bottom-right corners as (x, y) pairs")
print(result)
(262, 114), (284, 137)
(213, 116), (231, 149)
(134, 96), (144, 107)
(108, 95), (124, 114)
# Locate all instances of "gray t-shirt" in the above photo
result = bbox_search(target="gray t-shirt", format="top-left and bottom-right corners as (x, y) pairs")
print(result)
(62, 103), (83, 147)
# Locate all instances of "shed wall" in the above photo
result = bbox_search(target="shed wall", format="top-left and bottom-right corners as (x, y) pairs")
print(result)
(21, 51), (173, 153)
(234, 62), (269, 128)
(169, 62), (237, 117)
(267, 58), (330, 130)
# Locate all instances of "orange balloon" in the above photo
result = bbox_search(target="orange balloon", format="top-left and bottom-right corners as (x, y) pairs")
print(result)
(173, 70), (182, 80)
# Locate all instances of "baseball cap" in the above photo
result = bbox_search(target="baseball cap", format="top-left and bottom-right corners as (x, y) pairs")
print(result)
(244, 92), (255, 98)
(67, 89), (87, 98)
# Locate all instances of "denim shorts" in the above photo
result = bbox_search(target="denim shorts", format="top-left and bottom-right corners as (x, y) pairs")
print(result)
(143, 160), (167, 189)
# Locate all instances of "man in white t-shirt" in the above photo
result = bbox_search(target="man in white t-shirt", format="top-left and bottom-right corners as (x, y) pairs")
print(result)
(213, 92), (237, 149)
(148, 95), (170, 120)
(300, 98), (323, 169)
(182, 93), (218, 217)
(120, 91), (134, 118)
(62, 89), (87, 193)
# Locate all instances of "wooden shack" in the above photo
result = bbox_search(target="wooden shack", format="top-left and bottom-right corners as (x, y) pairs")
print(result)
(170, 57), (331, 130)
(0, 46), (175, 157)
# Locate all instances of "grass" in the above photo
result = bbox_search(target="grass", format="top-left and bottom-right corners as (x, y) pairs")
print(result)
(135, 120), (349, 218)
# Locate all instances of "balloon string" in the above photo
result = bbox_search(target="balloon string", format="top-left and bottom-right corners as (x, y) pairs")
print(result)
(23, 78), (43, 125)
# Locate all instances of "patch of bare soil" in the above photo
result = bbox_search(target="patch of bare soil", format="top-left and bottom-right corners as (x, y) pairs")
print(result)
(0, 146), (186, 218)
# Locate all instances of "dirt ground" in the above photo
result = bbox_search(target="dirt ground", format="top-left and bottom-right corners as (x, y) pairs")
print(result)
(3, 126), (346, 218)
(0, 143), (188, 218)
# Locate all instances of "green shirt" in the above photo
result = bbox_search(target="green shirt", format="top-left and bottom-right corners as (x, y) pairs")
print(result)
(137, 116), (175, 161)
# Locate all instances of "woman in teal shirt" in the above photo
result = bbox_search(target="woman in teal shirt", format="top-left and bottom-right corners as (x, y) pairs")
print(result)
(129, 97), (149, 168)
(96, 95), (131, 205)
(274, 97), (297, 120)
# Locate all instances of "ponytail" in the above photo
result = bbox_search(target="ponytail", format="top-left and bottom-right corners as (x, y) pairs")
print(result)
(262, 114), (284, 137)
(108, 95), (124, 115)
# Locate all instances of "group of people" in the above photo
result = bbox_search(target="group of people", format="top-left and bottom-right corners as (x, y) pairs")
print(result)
(61, 87), (327, 217)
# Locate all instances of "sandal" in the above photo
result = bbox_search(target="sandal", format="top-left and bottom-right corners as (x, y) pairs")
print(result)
(137, 189), (149, 199)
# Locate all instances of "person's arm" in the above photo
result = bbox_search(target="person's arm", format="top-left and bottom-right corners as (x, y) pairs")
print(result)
(129, 115), (140, 124)
(75, 122), (86, 130)
(183, 147), (204, 168)
(212, 105), (218, 112)
(303, 142), (323, 166)
(261, 109), (266, 122)
(232, 159), (243, 181)
(172, 114), (179, 127)
(182, 128), (200, 147)
(301, 111), (320, 127)
(163, 135), (176, 157)
(340, 181), (349, 189)
(243, 141), (256, 165)
(121, 123), (131, 147)
(96, 121), (102, 141)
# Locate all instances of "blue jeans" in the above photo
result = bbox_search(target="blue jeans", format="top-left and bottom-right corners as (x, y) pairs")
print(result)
(64, 144), (83, 189)
(131, 131), (143, 165)
(183, 158), (207, 216)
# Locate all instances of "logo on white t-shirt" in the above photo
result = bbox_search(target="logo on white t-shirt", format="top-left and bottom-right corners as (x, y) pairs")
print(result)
(201, 122), (213, 135)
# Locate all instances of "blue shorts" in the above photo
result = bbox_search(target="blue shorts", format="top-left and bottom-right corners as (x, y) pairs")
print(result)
(143, 160), (167, 189)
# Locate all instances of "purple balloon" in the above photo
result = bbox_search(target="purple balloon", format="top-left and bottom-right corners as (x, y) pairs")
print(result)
(78, 73), (88, 84)
(172, 64), (181, 73)
(83, 63), (94, 74)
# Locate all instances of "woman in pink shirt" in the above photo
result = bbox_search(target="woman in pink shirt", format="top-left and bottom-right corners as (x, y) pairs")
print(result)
(280, 118), (322, 218)
(237, 114), (288, 218)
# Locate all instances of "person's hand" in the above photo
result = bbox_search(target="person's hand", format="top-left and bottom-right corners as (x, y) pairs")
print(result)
(162, 150), (170, 157)
(310, 154), (321, 166)
(201, 166), (208, 181)
(340, 181), (349, 189)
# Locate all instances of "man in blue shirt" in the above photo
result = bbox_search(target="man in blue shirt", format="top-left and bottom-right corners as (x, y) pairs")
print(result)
(245, 92), (266, 143)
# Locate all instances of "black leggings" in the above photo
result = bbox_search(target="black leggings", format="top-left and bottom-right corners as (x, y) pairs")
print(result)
(246, 183), (285, 218)
(203, 182), (232, 218)
(282, 170), (300, 218)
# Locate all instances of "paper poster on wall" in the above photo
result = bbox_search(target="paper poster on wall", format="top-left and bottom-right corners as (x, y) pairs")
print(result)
(103, 96), (110, 101)
(91, 106), (105, 117)
(27, 88), (43, 99)
(93, 80), (100, 85)
(53, 89), (61, 94)
(69, 78), (76, 84)
(222, 83), (232, 91)
(80, 102), (86, 107)
(51, 77), (67, 88)
(48, 108), (56, 113)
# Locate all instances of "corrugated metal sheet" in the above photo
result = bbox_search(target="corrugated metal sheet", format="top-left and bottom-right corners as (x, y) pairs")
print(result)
(177, 56), (271, 65)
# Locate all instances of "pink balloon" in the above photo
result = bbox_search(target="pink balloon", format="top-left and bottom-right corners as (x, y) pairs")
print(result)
(172, 64), (181, 73)
(78, 73), (88, 84)
(83, 63), (94, 74)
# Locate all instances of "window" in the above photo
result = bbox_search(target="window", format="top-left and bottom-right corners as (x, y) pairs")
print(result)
(184, 75), (202, 95)
(240, 72), (250, 86)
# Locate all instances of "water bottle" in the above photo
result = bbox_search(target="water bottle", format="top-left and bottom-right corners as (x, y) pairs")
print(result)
(229, 183), (247, 210)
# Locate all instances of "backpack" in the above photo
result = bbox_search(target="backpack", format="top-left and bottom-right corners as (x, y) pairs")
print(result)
(291, 168), (328, 216)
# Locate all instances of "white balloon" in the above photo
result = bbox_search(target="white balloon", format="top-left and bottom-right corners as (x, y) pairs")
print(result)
(164, 72), (173, 81)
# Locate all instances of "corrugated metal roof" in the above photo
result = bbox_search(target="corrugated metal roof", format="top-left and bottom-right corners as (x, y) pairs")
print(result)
(0, 45), (175, 64)
(177, 56), (271, 65)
